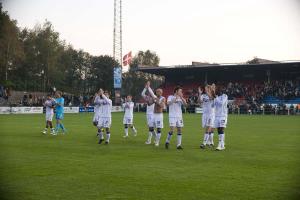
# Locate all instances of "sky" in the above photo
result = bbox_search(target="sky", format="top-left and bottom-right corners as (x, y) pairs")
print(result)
(2, 0), (300, 66)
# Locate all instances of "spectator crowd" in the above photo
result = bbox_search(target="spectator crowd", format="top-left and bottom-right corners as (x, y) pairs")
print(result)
(1, 80), (300, 115)
(186, 80), (300, 114)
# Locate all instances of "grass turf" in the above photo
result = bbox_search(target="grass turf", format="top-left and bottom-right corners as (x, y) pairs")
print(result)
(0, 113), (300, 200)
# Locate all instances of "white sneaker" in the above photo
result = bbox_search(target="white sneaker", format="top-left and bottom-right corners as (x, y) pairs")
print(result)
(42, 130), (47, 134)
(131, 129), (137, 136)
(154, 141), (159, 147)
(123, 135), (128, 138)
(145, 140), (151, 144)
(51, 131), (57, 135)
(216, 145), (225, 151)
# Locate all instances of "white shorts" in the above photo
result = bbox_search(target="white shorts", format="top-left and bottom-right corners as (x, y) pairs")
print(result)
(214, 116), (227, 128)
(97, 117), (112, 128)
(46, 112), (54, 121)
(146, 114), (155, 127)
(202, 114), (215, 128)
(154, 113), (164, 129)
(93, 113), (100, 123)
(169, 117), (184, 128)
(123, 116), (133, 125)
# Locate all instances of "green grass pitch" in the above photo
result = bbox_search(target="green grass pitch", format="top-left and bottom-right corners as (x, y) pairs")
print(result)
(0, 113), (300, 200)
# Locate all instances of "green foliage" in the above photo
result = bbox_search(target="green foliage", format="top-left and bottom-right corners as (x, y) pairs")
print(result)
(0, 4), (24, 83)
(0, 113), (300, 199)
(0, 6), (163, 98)
(131, 50), (160, 70)
(89, 55), (118, 93)
(0, 5), (118, 95)
(122, 50), (163, 99)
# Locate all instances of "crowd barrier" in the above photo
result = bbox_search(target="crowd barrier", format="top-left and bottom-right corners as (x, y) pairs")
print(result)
(0, 106), (124, 114)
(195, 107), (203, 114)
(1, 106), (298, 115)
(0, 107), (43, 114)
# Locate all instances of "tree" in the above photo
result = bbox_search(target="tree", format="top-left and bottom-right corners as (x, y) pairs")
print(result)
(130, 50), (160, 70)
(1, 6), (153, 99)
(88, 55), (118, 94)
(34, 21), (64, 91)
(11, 21), (65, 92)
(246, 57), (260, 64)
(122, 50), (163, 100)
(0, 3), (24, 85)
(59, 46), (91, 94)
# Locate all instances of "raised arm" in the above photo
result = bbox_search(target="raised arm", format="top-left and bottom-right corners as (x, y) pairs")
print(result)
(148, 87), (157, 99)
(122, 101), (130, 108)
(102, 94), (112, 105)
(198, 86), (204, 103)
(206, 86), (214, 100)
(141, 88), (147, 99)
(94, 95), (101, 105)
(179, 96), (188, 107)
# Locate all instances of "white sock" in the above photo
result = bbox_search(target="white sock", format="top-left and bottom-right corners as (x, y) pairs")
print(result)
(152, 130), (157, 138)
(156, 132), (161, 143)
(166, 132), (173, 143)
(124, 128), (128, 136)
(106, 133), (110, 142)
(218, 133), (224, 147)
(177, 133), (182, 147)
(147, 131), (152, 141)
(203, 133), (209, 144)
(131, 126), (137, 134)
(99, 132), (104, 139)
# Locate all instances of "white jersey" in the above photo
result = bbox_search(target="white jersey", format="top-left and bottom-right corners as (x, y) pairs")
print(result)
(44, 99), (54, 114)
(200, 94), (215, 116)
(123, 101), (134, 118)
(94, 95), (101, 115)
(214, 94), (228, 117)
(167, 95), (183, 118)
(141, 88), (155, 115)
(99, 95), (112, 118)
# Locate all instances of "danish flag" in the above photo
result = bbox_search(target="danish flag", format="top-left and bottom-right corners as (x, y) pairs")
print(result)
(123, 51), (132, 66)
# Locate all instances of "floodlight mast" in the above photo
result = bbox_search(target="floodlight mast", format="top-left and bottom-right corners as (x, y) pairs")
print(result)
(113, 0), (122, 66)
(113, 0), (122, 105)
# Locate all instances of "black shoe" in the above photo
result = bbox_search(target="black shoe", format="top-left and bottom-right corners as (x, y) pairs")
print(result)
(105, 141), (109, 145)
(96, 133), (99, 137)
(165, 142), (169, 149)
(98, 139), (104, 144)
(177, 145), (183, 150)
(200, 144), (206, 149)
(209, 144), (214, 147)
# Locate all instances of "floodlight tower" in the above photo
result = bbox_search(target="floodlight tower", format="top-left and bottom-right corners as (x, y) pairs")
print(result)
(113, 0), (122, 66)
(113, 0), (122, 105)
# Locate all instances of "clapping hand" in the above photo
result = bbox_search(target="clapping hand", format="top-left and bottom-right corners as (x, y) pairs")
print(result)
(99, 89), (104, 96)
(145, 81), (150, 89)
